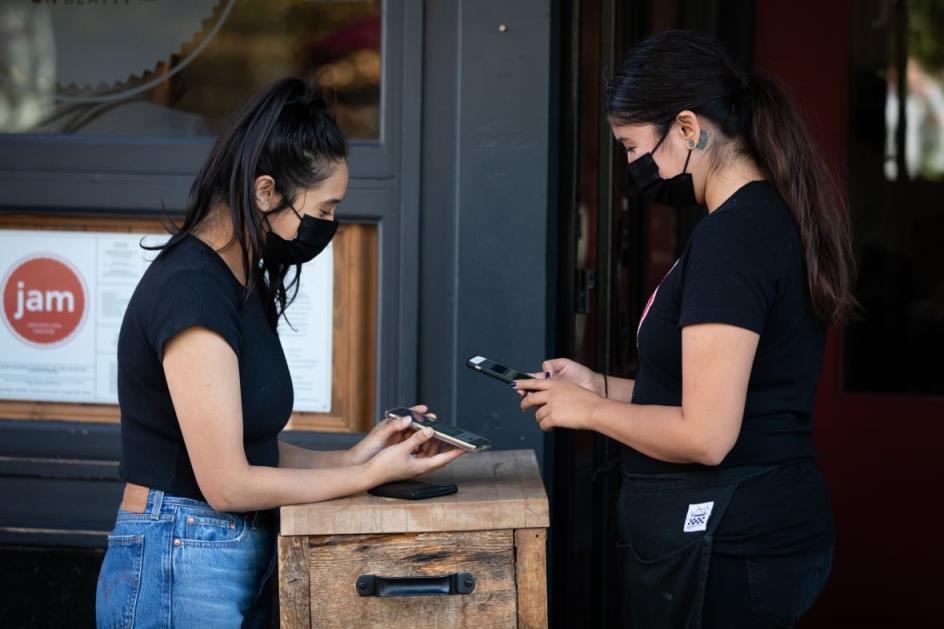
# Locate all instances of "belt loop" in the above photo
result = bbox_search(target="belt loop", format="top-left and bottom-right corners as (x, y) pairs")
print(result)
(149, 489), (165, 520)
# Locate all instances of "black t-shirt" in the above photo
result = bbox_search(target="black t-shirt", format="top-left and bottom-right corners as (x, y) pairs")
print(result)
(623, 181), (834, 554)
(117, 235), (293, 501)
(627, 180), (825, 473)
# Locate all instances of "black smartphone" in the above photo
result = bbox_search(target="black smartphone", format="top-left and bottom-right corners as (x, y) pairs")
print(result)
(384, 407), (492, 452)
(368, 480), (458, 500)
(466, 355), (535, 385)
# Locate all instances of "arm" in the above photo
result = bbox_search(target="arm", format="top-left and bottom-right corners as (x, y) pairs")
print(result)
(519, 322), (758, 466)
(164, 327), (462, 512)
(596, 373), (635, 403)
(277, 440), (350, 469)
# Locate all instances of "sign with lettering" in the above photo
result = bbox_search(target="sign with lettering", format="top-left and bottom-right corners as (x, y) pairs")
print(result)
(2, 256), (87, 347)
(0, 229), (333, 412)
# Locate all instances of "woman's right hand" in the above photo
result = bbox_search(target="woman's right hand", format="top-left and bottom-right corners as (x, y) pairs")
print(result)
(540, 358), (603, 395)
(364, 427), (465, 486)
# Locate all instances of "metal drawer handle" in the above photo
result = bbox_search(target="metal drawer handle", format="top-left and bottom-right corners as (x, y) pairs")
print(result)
(355, 572), (476, 597)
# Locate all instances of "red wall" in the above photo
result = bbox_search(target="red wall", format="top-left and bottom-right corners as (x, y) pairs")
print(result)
(755, 1), (941, 625)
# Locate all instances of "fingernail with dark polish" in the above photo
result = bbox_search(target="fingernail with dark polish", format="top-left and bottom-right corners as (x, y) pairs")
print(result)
(544, 371), (551, 379)
(510, 381), (517, 387)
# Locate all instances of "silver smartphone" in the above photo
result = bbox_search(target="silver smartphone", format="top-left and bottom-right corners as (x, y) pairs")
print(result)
(384, 407), (492, 452)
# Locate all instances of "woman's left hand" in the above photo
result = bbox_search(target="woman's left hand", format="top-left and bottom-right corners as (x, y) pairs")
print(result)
(347, 405), (443, 466)
(515, 379), (605, 432)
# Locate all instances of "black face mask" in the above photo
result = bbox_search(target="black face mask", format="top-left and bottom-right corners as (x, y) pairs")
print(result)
(264, 205), (338, 265)
(626, 129), (697, 207)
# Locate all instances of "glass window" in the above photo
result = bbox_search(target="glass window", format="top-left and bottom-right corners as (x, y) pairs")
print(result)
(0, 0), (381, 139)
(844, 0), (944, 394)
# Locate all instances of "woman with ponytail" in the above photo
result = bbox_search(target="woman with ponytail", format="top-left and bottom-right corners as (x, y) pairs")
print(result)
(95, 78), (462, 627)
(516, 31), (854, 627)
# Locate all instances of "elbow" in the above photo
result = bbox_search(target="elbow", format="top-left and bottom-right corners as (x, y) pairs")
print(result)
(691, 438), (735, 467)
(693, 449), (726, 467)
(202, 485), (236, 513)
(199, 471), (250, 513)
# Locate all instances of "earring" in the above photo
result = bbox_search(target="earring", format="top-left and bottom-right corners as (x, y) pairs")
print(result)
(687, 139), (695, 149)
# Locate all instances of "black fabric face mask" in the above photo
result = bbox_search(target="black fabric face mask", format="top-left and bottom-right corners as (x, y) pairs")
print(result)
(264, 205), (338, 265)
(626, 129), (697, 207)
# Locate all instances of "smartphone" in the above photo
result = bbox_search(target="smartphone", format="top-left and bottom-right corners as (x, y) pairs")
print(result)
(384, 407), (492, 452)
(466, 355), (535, 386)
(368, 480), (458, 500)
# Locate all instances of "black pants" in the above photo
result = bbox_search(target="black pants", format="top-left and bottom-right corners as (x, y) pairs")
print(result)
(702, 549), (833, 628)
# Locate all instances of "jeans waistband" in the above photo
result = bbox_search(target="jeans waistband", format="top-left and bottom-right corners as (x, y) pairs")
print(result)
(142, 489), (274, 522)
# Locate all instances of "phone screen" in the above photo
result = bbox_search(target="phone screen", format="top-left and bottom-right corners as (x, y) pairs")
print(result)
(466, 355), (534, 384)
(411, 414), (489, 445)
(384, 407), (492, 451)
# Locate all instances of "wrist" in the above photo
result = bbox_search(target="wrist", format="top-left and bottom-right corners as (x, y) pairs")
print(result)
(587, 397), (608, 431)
(357, 460), (381, 490)
(592, 372), (606, 397)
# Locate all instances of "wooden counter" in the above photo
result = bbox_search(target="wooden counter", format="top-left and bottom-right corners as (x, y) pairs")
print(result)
(278, 449), (549, 628)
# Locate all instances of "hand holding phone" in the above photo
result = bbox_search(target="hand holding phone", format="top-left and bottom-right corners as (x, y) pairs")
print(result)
(362, 418), (466, 487)
(384, 407), (492, 452)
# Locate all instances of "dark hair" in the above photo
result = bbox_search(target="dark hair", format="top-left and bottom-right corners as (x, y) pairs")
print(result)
(607, 31), (857, 324)
(155, 77), (347, 327)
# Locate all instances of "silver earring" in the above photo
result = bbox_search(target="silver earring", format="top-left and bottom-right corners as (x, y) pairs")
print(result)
(687, 139), (695, 149)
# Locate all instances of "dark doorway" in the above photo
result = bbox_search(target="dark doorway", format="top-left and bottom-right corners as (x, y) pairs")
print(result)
(549, 2), (754, 626)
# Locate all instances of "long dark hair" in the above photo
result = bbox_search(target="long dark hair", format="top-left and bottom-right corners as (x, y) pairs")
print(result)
(155, 77), (347, 327)
(607, 31), (857, 324)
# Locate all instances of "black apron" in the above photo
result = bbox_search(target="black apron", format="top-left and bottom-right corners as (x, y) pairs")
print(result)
(616, 464), (778, 629)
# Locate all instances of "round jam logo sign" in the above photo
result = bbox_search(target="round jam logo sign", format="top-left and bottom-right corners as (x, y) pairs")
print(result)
(1, 256), (87, 348)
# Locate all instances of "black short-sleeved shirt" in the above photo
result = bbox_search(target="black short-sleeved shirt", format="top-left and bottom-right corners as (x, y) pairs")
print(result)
(117, 235), (293, 501)
(627, 180), (826, 473)
(624, 181), (834, 554)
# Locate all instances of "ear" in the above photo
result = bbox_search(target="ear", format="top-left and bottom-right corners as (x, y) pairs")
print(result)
(675, 110), (706, 150)
(254, 175), (278, 212)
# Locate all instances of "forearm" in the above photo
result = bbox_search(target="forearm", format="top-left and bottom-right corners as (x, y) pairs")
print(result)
(277, 439), (350, 469)
(216, 462), (376, 512)
(588, 400), (720, 466)
(597, 374), (635, 402)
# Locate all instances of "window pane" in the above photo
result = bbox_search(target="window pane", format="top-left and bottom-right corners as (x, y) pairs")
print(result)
(844, 0), (944, 394)
(0, 0), (381, 139)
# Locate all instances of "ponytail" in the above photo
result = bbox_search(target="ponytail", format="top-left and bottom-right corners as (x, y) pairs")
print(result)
(152, 77), (347, 327)
(744, 75), (857, 324)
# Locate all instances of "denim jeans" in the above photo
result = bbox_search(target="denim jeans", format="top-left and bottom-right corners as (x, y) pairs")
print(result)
(95, 489), (276, 628)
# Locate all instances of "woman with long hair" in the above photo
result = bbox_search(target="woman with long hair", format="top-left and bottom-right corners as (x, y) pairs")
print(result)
(95, 78), (462, 627)
(516, 31), (855, 627)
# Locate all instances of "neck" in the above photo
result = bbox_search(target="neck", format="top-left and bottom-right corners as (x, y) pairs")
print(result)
(703, 155), (767, 213)
(192, 204), (248, 285)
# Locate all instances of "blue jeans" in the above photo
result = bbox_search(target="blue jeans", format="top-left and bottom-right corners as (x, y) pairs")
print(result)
(95, 489), (276, 628)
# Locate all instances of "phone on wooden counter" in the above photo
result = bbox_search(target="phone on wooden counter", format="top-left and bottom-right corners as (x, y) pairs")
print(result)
(383, 407), (492, 452)
(367, 480), (458, 500)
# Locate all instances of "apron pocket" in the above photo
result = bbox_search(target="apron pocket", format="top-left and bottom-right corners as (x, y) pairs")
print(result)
(619, 535), (710, 629)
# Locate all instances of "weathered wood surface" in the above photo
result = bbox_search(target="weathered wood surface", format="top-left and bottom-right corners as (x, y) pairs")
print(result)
(280, 450), (549, 536)
(306, 530), (516, 628)
(279, 535), (312, 629)
(514, 528), (548, 629)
